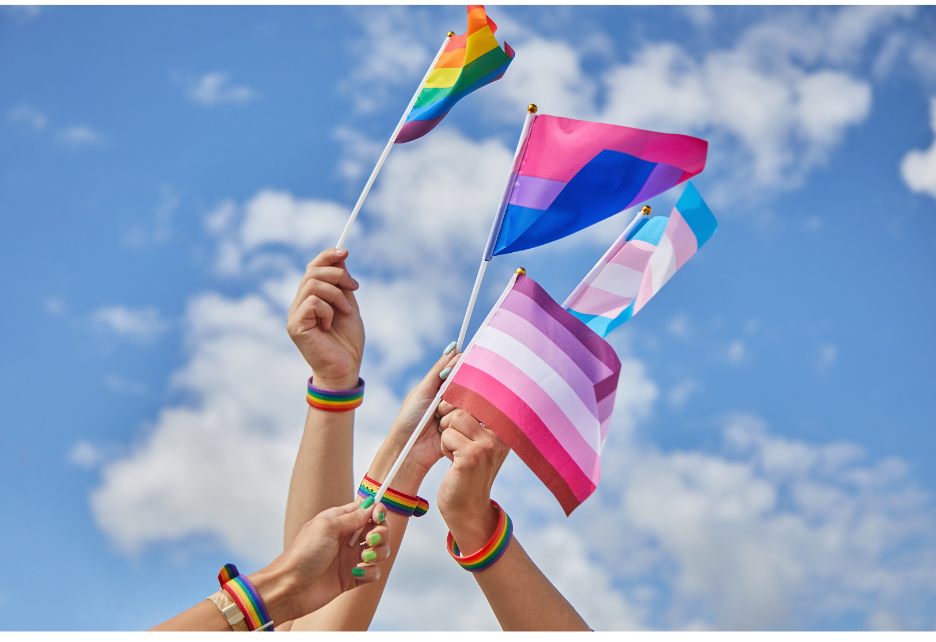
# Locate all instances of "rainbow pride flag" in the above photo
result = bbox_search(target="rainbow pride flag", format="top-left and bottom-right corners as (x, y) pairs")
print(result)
(395, 5), (515, 144)
(485, 115), (708, 258)
(441, 273), (621, 515)
(564, 182), (718, 337)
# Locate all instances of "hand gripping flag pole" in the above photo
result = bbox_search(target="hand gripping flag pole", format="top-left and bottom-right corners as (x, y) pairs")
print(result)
(455, 104), (539, 352)
(334, 33), (453, 250)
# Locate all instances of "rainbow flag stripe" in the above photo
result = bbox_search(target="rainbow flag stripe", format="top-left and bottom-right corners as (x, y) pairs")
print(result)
(307, 377), (364, 412)
(396, 5), (515, 144)
(357, 474), (430, 517)
(218, 565), (274, 632)
(447, 500), (513, 572)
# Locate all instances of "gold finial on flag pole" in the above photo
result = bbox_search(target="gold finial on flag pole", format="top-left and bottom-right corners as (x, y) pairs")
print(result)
(447, 31), (455, 37)
(641, 205), (652, 215)
(516, 267), (527, 275)
(528, 104), (538, 113)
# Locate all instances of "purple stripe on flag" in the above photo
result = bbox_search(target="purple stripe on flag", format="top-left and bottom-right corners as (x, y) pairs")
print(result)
(451, 364), (600, 502)
(500, 289), (614, 385)
(507, 174), (567, 210)
(513, 275), (621, 374)
(488, 309), (600, 419)
(467, 345), (602, 483)
(594, 375), (619, 405)
(395, 113), (448, 144)
(628, 162), (686, 207)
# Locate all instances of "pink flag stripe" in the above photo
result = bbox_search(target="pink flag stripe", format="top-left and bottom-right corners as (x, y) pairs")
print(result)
(609, 239), (657, 271)
(487, 309), (600, 417)
(512, 276), (620, 375)
(588, 262), (644, 299)
(597, 394), (615, 445)
(467, 344), (602, 476)
(445, 371), (597, 512)
(500, 289), (614, 385)
(519, 115), (708, 183)
(564, 285), (632, 319)
(666, 209), (699, 270)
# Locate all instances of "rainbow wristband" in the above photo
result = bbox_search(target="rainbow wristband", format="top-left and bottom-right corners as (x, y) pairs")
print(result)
(447, 500), (513, 572)
(307, 377), (364, 412)
(357, 474), (430, 517)
(217, 564), (274, 632)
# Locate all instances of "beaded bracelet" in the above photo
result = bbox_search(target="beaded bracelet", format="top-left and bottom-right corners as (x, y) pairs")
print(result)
(218, 564), (274, 632)
(307, 377), (364, 412)
(357, 473), (430, 517)
(446, 500), (513, 572)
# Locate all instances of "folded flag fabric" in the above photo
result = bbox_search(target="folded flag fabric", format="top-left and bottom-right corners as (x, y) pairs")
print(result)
(564, 181), (718, 337)
(396, 5), (515, 144)
(441, 273), (621, 515)
(486, 114), (708, 258)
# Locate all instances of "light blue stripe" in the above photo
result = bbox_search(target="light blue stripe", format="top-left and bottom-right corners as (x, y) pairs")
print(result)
(675, 181), (718, 248)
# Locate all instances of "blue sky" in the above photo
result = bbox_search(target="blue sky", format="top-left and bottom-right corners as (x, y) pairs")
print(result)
(2, 4), (936, 631)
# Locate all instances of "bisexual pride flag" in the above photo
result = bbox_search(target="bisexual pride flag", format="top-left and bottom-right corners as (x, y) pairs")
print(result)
(485, 115), (708, 258)
(396, 5), (515, 144)
(564, 182), (718, 337)
(441, 273), (621, 515)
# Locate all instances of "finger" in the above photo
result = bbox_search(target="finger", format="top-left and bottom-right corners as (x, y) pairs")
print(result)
(361, 542), (390, 564)
(436, 400), (457, 417)
(329, 498), (383, 536)
(439, 408), (486, 441)
(361, 524), (390, 548)
(306, 248), (348, 270)
(296, 278), (353, 316)
(291, 266), (358, 316)
(296, 295), (335, 332)
(440, 422), (472, 456)
(351, 564), (381, 584)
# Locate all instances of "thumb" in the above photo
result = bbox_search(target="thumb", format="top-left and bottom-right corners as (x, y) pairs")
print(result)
(325, 499), (387, 536)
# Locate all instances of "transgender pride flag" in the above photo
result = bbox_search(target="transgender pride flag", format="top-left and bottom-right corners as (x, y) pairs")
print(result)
(564, 182), (718, 337)
(440, 272), (621, 515)
(485, 114), (708, 258)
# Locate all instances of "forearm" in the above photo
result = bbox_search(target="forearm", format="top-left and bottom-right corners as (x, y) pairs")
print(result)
(289, 446), (428, 631)
(471, 536), (590, 631)
(151, 600), (230, 631)
(284, 374), (358, 548)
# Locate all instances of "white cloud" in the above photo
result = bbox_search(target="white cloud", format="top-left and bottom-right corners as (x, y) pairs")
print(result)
(56, 125), (103, 148)
(104, 375), (147, 396)
(125, 186), (179, 246)
(668, 379), (700, 409)
(817, 343), (837, 375)
(3, 5), (41, 23)
(93, 305), (170, 342)
(900, 97), (936, 202)
(69, 440), (102, 469)
(726, 339), (748, 365)
(44, 296), (66, 316)
(185, 72), (257, 106)
(667, 313), (691, 340)
(7, 103), (46, 131)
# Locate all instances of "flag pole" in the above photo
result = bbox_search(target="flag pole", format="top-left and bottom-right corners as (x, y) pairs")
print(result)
(561, 205), (652, 309)
(349, 269), (524, 546)
(335, 32), (454, 250)
(455, 104), (539, 352)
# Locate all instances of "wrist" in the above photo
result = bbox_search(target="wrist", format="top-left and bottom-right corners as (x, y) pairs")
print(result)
(444, 499), (499, 555)
(247, 564), (298, 626)
(310, 371), (361, 392)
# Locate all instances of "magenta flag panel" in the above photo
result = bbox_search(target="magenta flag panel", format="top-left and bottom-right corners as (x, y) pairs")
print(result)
(442, 274), (621, 515)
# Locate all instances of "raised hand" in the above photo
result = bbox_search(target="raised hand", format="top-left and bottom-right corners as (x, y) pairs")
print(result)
(287, 248), (364, 390)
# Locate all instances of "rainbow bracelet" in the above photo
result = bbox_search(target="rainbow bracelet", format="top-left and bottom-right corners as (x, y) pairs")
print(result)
(307, 377), (364, 412)
(357, 474), (430, 517)
(446, 500), (513, 572)
(217, 564), (274, 632)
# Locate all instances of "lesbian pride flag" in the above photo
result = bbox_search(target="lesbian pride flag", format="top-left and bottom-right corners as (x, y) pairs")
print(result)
(396, 5), (514, 144)
(485, 115), (707, 258)
(564, 182), (718, 337)
(441, 273), (621, 515)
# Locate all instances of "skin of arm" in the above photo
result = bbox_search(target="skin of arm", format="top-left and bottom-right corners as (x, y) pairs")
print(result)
(289, 346), (462, 631)
(151, 499), (390, 631)
(435, 401), (591, 631)
(283, 248), (365, 550)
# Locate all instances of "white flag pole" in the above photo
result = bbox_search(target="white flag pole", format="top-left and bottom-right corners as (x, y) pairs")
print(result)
(334, 32), (453, 250)
(349, 270), (523, 546)
(455, 104), (539, 352)
(561, 205), (652, 310)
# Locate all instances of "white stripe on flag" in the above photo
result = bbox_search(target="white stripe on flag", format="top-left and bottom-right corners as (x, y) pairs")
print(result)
(587, 261), (645, 300)
(475, 326), (602, 453)
(649, 231), (677, 294)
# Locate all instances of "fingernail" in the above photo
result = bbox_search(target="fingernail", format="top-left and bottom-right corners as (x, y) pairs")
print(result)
(360, 497), (375, 509)
(363, 550), (377, 563)
(443, 341), (456, 355)
(440, 367), (452, 380)
(376, 512), (385, 524)
(352, 568), (365, 577)
(434, 411), (441, 420)
(368, 532), (382, 546)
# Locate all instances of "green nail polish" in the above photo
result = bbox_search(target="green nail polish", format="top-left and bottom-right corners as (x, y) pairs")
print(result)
(368, 532), (382, 546)
(440, 367), (452, 380)
(377, 512), (385, 524)
(443, 341), (456, 355)
(352, 568), (365, 577)
(360, 497), (374, 509)
(363, 550), (377, 563)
